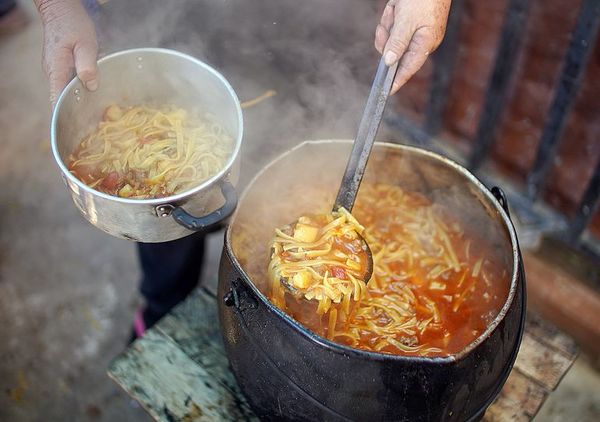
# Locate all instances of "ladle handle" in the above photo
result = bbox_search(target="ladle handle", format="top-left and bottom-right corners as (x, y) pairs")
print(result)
(334, 56), (399, 212)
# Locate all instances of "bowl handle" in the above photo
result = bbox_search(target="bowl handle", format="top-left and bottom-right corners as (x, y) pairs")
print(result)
(157, 180), (238, 232)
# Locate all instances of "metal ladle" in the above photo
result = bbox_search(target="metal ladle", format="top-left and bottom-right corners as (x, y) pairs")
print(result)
(280, 56), (399, 295)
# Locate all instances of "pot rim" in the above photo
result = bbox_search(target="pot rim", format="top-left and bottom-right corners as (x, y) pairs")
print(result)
(50, 47), (243, 205)
(225, 139), (521, 364)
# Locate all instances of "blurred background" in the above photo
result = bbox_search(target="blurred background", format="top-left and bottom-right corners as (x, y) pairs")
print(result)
(0, 0), (599, 420)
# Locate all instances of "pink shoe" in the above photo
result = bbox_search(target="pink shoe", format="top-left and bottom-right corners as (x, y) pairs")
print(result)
(133, 309), (147, 338)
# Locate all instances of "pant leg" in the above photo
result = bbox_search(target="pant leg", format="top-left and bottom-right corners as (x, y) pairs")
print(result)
(137, 232), (206, 327)
(0, 0), (16, 16)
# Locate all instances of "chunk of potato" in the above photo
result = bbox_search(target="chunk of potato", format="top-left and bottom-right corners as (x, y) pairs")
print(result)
(293, 224), (319, 243)
(105, 105), (123, 121)
(292, 270), (312, 289)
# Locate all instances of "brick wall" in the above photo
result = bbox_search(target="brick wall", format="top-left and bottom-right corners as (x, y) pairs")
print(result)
(390, 0), (600, 237)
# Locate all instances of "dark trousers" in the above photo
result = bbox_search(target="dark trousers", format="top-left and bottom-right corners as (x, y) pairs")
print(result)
(0, 0), (16, 16)
(137, 232), (206, 328)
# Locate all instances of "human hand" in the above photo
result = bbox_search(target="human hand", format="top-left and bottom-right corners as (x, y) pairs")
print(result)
(35, 0), (98, 106)
(375, 0), (451, 94)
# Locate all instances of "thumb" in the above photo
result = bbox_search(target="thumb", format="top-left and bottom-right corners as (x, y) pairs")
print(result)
(383, 21), (414, 67)
(74, 39), (99, 91)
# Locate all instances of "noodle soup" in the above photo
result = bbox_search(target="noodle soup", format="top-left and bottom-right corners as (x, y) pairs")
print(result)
(68, 104), (234, 199)
(235, 181), (509, 358)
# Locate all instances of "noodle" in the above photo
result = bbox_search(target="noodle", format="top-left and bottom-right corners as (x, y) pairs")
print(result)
(240, 90), (277, 109)
(68, 104), (234, 199)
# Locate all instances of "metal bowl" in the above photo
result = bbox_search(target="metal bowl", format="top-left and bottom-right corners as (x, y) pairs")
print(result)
(51, 48), (243, 242)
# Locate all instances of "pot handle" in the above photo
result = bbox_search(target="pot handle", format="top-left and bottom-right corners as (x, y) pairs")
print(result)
(223, 278), (258, 311)
(491, 186), (511, 218)
(156, 180), (238, 232)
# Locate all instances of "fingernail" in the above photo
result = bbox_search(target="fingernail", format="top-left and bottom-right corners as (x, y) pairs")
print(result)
(384, 51), (398, 66)
(383, 4), (393, 18)
(382, 8), (390, 20)
(86, 78), (98, 91)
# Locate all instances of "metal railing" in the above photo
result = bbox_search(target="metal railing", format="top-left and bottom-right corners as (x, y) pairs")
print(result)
(386, 0), (600, 259)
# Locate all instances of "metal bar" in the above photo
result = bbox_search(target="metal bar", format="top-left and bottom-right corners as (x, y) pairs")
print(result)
(424, 0), (464, 135)
(334, 57), (398, 212)
(467, 0), (532, 170)
(527, 0), (600, 200)
(567, 160), (600, 242)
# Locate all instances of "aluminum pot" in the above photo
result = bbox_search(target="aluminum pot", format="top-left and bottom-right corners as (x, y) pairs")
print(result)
(51, 48), (243, 242)
(218, 140), (526, 421)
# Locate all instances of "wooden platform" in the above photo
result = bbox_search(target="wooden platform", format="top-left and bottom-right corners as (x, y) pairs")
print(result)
(108, 287), (577, 422)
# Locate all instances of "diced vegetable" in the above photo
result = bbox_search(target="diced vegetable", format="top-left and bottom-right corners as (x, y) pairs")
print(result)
(292, 270), (312, 289)
(330, 266), (347, 280)
(118, 184), (133, 197)
(429, 281), (447, 291)
(104, 105), (123, 121)
(293, 224), (319, 243)
(101, 171), (120, 191)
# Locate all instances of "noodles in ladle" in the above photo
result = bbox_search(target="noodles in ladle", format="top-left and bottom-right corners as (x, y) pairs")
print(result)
(268, 207), (370, 316)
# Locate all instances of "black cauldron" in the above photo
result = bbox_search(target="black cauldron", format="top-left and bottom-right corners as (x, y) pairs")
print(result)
(218, 141), (526, 422)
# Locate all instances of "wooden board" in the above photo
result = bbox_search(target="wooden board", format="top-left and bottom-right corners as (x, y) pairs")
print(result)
(483, 370), (546, 422)
(524, 251), (600, 357)
(513, 335), (575, 390)
(524, 312), (579, 358)
(109, 288), (577, 422)
(108, 329), (257, 421)
(484, 311), (578, 421)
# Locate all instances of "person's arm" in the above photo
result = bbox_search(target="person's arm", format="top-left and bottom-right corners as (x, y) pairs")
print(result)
(34, 0), (98, 105)
(375, 0), (451, 94)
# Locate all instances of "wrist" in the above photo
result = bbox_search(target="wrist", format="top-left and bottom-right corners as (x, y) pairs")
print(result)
(35, 0), (84, 24)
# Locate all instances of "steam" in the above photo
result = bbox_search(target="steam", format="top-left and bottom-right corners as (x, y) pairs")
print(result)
(94, 0), (384, 186)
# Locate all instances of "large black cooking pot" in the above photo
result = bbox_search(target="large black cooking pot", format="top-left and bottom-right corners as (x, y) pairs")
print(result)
(218, 141), (526, 422)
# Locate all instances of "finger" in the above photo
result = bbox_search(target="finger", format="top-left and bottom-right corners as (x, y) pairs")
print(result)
(374, 24), (389, 54)
(380, 4), (394, 32)
(74, 38), (99, 91)
(47, 50), (75, 107)
(390, 32), (432, 94)
(382, 20), (414, 67)
(49, 66), (73, 107)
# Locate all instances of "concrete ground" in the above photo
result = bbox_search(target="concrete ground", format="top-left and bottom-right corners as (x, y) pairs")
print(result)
(0, 1), (599, 421)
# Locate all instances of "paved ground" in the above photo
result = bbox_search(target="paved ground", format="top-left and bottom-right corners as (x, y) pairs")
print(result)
(0, 3), (144, 419)
(0, 1), (599, 421)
